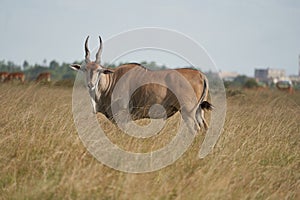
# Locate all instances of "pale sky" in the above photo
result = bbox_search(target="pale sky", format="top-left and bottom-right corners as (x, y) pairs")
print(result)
(0, 0), (299, 76)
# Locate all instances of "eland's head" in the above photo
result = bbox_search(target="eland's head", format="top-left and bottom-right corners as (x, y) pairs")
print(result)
(69, 36), (113, 91)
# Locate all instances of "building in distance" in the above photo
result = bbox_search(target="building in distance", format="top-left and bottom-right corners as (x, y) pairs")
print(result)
(254, 68), (289, 85)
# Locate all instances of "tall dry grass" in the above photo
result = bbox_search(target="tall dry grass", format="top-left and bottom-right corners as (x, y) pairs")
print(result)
(0, 83), (299, 199)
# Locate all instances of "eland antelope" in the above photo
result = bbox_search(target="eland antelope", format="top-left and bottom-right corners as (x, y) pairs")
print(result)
(69, 36), (213, 130)
(4, 72), (25, 83)
(36, 72), (51, 82)
(0, 72), (9, 82)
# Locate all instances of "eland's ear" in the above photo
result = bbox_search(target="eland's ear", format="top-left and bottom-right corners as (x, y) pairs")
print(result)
(103, 69), (114, 74)
(69, 64), (81, 71)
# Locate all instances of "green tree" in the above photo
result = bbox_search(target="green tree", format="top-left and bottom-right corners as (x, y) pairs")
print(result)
(43, 59), (47, 67)
(244, 78), (258, 88)
(23, 60), (30, 70)
(232, 75), (249, 87)
(49, 60), (59, 70)
(234, 75), (248, 84)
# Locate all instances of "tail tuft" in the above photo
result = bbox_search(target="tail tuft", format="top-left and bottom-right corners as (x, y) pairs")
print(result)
(200, 101), (213, 110)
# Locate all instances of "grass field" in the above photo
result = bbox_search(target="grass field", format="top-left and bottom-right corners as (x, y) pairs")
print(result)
(0, 83), (299, 199)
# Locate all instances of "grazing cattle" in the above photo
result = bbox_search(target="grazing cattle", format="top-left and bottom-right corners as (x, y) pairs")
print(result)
(4, 72), (25, 83)
(70, 36), (213, 130)
(36, 72), (51, 82)
(0, 72), (9, 82)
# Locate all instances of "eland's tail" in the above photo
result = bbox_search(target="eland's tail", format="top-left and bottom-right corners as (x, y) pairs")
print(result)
(199, 76), (213, 110)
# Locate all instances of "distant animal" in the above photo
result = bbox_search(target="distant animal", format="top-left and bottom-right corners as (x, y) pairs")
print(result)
(4, 72), (25, 83)
(69, 36), (213, 130)
(276, 81), (294, 94)
(36, 72), (51, 82)
(0, 72), (9, 82)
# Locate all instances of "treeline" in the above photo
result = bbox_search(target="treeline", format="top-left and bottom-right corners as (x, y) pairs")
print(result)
(224, 75), (260, 89)
(0, 60), (79, 81)
(2, 60), (276, 90)
(0, 60), (168, 81)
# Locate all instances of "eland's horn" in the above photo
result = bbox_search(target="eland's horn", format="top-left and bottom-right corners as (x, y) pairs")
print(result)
(95, 36), (102, 64)
(85, 36), (91, 63)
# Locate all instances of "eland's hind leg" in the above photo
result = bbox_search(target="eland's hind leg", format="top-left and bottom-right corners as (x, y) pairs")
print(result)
(196, 107), (208, 130)
(180, 107), (200, 134)
(196, 101), (213, 130)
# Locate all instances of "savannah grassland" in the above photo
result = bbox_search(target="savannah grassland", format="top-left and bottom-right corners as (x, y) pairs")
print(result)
(0, 83), (299, 200)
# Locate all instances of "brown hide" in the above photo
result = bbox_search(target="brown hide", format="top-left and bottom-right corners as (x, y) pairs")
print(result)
(36, 72), (51, 82)
(4, 72), (25, 83)
(96, 64), (208, 121)
(0, 72), (9, 82)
